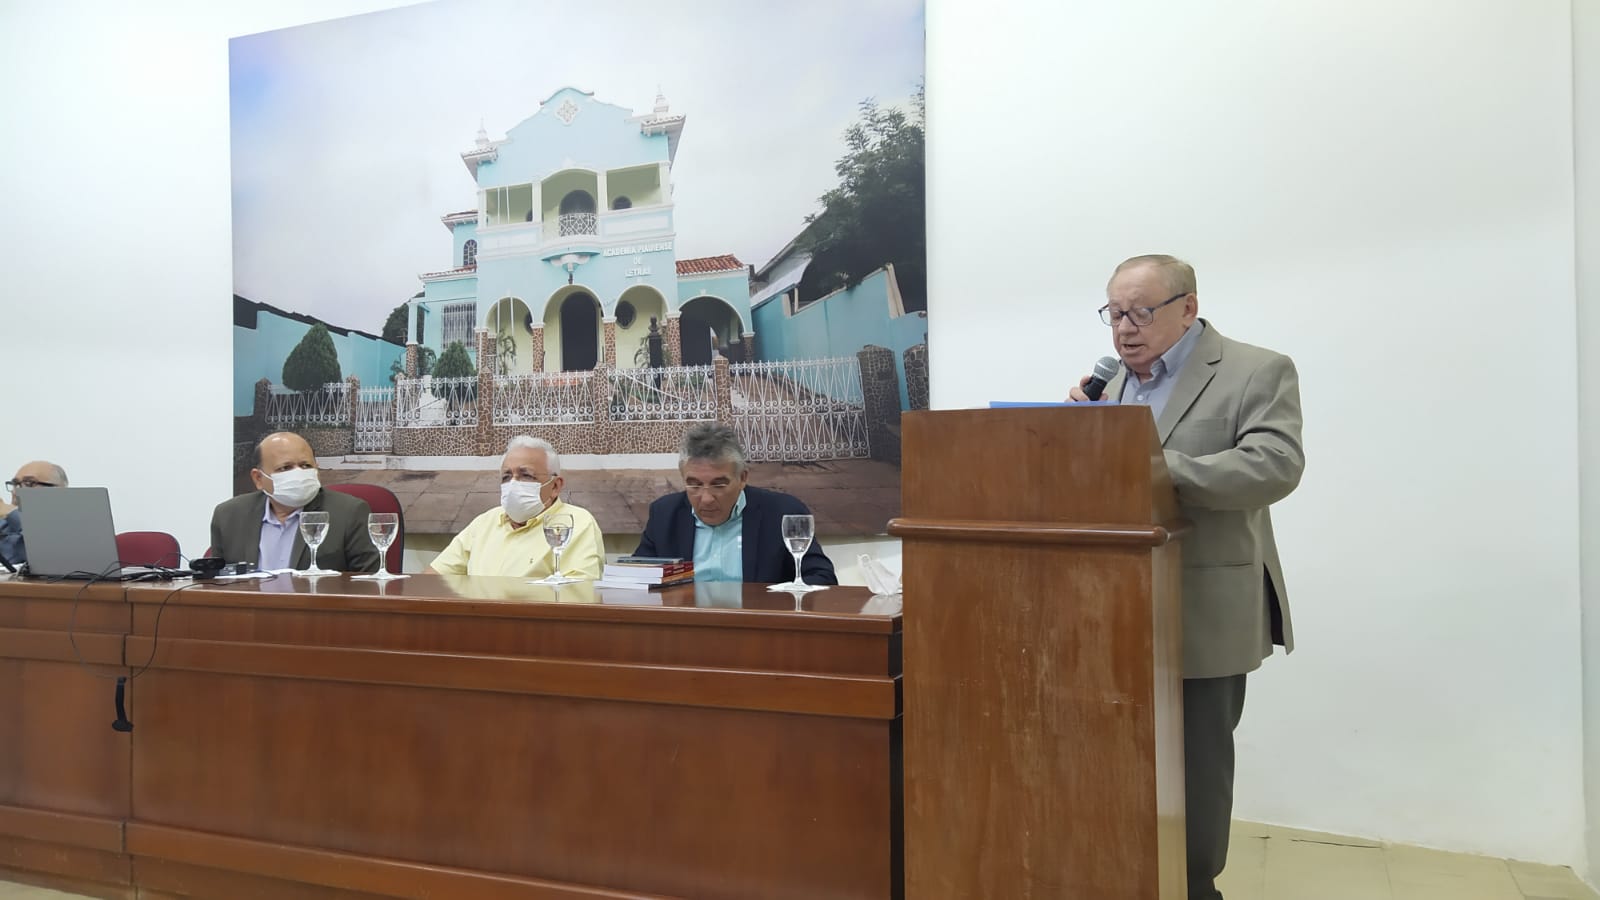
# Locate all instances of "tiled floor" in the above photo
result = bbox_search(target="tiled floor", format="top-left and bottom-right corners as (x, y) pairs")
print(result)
(1217, 821), (1598, 900)
(1, 821), (1595, 899)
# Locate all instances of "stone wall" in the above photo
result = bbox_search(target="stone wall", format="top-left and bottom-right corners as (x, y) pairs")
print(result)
(485, 424), (598, 457)
(903, 343), (929, 411)
(394, 426), (478, 456)
(858, 345), (902, 465)
(300, 425), (353, 458)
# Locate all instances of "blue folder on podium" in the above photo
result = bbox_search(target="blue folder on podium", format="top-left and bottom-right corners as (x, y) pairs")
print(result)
(988, 400), (1116, 408)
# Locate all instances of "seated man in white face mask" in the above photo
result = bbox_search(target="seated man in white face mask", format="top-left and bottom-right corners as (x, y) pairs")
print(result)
(210, 431), (381, 573)
(424, 436), (604, 579)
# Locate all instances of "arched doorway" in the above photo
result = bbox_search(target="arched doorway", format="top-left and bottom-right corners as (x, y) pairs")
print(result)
(614, 285), (668, 369)
(559, 292), (600, 370)
(680, 312), (713, 365)
(679, 296), (746, 365)
(485, 297), (533, 374)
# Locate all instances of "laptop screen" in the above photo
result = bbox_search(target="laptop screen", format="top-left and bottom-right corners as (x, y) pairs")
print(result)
(15, 486), (122, 579)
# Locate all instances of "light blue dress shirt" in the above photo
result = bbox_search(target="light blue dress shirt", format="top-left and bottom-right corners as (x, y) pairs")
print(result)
(1119, 320), (1206, 421)
(691, 490), (747, 582)
(258, 502), (302, 571)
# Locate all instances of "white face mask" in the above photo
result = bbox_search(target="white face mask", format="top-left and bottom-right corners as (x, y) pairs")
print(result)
(501, 479), (546, 524)
(264, 467), (321, 509)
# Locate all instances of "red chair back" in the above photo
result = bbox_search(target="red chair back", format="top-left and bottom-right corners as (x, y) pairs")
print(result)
(325, 483), (406, 574)
(116, 531), (182, 568)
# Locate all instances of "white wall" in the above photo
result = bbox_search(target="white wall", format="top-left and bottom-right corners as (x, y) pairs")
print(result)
(929, 0), (1585, 868)
(1574, 0), (1600, 888)
(0, 0), (419, 553)
(0, 0), (1591, 874)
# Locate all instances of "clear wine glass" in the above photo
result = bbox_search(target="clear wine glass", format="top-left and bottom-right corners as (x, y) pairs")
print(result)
(536, 513), (578, 585)
(776, 514), (823, 593)
(297, 511), (335, 576)
(354, 512), (406, 581)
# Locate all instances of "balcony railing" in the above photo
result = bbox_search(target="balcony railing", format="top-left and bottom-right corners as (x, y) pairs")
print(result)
(555, 212), (598, 238)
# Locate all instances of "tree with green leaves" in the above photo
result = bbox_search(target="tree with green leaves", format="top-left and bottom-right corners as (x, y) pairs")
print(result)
(432, 341), (476, 380)
(281, 323), (342, 392)
(381, 302), (409, 345)
(389, 346), (436, 384)
(798, 85), (926, 312)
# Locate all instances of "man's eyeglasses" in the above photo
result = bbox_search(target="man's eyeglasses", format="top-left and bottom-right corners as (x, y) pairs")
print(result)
(1099, 292), (1188, 327)
(5, 478), (56, 491)
(685, 481), (737, 495)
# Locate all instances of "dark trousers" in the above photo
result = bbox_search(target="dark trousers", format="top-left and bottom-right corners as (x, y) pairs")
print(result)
(1183, 674), (1248, 900)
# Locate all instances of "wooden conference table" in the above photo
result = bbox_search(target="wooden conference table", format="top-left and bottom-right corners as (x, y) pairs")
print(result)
(0, 573), (903, 900)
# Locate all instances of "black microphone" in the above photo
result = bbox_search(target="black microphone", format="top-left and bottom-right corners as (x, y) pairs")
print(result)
(1083, 356), (1120, 401)
(112, 676), (133, 733)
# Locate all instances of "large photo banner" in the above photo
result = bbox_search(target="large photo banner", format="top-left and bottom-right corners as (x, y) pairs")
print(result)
(230, 0), (926, 542)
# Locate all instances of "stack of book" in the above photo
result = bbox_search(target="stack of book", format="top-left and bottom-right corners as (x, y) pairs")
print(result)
(594, 557), (695, 591)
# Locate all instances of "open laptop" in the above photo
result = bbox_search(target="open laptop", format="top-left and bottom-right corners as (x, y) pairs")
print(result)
(16, 486), (186, 580)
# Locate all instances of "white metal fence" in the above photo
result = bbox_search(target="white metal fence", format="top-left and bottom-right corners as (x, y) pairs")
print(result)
(493, 371), (593, 425)
(608, 365), (716, 422)
(290, 357), (870, 461)
(396, 376), (478, 427)
(264, 383), (349, 427)
(729, 358), (869, 461)
(354, 386), (394, 452)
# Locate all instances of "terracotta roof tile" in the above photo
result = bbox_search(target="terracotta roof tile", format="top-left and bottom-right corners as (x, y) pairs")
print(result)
(675, 254), (744, 276)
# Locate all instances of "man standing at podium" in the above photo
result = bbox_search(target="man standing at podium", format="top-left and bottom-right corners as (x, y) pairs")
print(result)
(1070, 255), (1304, 900)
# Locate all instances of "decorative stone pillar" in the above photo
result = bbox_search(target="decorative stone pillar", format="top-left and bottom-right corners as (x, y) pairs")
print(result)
(346, 376), (361, 451)
(664, 312), (682, 367)
(243, 378), (273, 476)
(857, 345), (900, 464)
(739, 332), (757, 362)
(591, 365), (613, 455)
(602, 316), (618, 367)
(903, 343), (929, 411)
(252, 378), (272, 427)
(713, 356), (732, 425)
(474, 328), (496, 455)
(405, 343), (419, 378)
(529, 325), (545, 372)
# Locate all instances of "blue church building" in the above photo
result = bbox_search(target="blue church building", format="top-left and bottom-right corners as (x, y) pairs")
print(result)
(408, 88), (753, 372)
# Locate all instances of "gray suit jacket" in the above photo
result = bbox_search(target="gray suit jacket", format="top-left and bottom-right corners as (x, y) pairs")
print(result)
(209, 488), (380, 574)
(1105, 320), (1304, 679)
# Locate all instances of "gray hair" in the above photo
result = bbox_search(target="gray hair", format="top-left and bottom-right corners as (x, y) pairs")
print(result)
(1110, 254), (1197, 297)
(49, 463), (68, 486)
(680, 424), (747, 474)
(505, 436), (560, 474)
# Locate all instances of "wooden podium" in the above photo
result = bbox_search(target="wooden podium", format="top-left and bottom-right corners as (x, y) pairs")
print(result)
(889, 406), (1188, 899)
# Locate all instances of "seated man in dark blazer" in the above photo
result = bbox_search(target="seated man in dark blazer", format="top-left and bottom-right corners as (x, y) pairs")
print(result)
(635, 424), (836, 585)
(210, 431), (380, 573)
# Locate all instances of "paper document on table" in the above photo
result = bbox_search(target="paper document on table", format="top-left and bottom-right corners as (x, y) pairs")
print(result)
(858, 554), (902, 596)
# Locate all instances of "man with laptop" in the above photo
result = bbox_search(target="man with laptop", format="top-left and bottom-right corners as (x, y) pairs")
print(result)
(0, 459), (69, 568)
(210, 432), (380, 574)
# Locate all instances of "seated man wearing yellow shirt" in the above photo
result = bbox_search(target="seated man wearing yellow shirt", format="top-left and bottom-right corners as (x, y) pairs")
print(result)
(425, 436), (604, 579)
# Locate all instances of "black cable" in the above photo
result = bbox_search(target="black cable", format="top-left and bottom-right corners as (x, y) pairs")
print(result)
(66, 554), (206, 679)
(65, 563), (125, 682)
(128, 578), (207, 680)
(60, 560), (210, 734)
